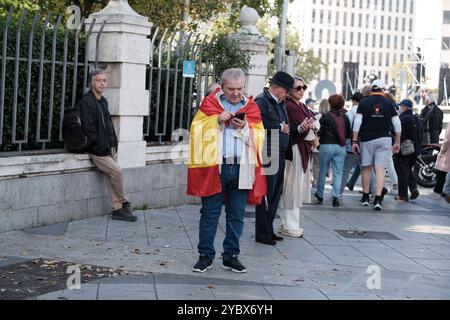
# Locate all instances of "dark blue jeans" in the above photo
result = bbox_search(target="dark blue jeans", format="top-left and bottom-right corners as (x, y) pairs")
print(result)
(198, 162), (249, 261)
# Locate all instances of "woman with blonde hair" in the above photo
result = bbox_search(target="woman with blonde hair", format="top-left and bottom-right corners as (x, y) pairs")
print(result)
(278, 77), (315, 237)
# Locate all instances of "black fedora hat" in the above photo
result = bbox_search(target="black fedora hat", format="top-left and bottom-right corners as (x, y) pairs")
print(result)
(269, 71), (294, 91)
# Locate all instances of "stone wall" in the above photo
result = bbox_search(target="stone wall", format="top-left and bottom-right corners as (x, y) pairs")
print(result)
(0, 145), (196, 233)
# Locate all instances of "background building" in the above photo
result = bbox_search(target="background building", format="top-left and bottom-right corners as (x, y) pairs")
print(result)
(289, 0), (416, 98)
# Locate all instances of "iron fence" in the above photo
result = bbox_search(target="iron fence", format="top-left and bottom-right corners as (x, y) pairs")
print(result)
(0, 6), (105, 154)
(144, 29), (218, 144)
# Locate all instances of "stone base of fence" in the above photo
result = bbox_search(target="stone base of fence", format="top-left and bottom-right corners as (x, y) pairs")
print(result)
(0, 145), (198, 233)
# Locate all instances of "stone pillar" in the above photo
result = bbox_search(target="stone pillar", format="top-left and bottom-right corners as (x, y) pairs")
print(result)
(86, 0), (151, 168)
(231, 6), (269, 97)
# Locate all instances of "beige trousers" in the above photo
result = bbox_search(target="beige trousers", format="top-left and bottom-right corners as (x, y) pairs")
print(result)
(89, 148), (127, 211)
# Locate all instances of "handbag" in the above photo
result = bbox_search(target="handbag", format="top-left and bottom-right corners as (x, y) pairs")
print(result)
(400, 139), (415, 156)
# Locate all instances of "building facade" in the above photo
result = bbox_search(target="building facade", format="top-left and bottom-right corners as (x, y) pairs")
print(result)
(289, 0), (416, 97)
(441, 0), (450, 67)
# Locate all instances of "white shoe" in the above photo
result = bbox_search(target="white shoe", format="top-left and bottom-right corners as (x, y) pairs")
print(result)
(279, 225), (304, 238)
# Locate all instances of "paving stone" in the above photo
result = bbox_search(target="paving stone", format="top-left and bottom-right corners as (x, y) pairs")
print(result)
(264, 286), (327, 300)
(97, 283), (156, 300)
(36, 284), (99, 300)
(155, 284), (215, 300)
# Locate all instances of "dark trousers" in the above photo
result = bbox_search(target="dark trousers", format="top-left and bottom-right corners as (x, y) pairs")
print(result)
(434, 170), (448, 194)
(255, 154), (286, 241)
(198, 163), (249, 261)
(393, 154), (417, 198)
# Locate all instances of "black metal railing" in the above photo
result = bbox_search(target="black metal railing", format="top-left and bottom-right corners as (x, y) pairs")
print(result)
(0, 7), (105, 154)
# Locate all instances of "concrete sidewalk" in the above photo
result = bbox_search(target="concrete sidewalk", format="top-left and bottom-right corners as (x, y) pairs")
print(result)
(0, 187), (449, 300)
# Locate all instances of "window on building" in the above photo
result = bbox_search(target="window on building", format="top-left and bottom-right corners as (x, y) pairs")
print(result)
(357, 51), (360, 62)
(389, 0), (392, 11)
(387, 34), (391, 48)
(336, 11), (340, 25)
(344, 12), (347, 26)
(410, 0), (414, 14)
(402, 18), (406, 31)
(343, 31), (346, 45)
(393, 53), (397, 63)
(328, 10), (332, 24)
(444, 11), (450, 24)
(351, 13), (354, 26)
(400, 54), (403, 61)
(381, 16), (384, 29)
(380, 34), (383, 47)
(333, 68), (337, 82)
(344, 0), (348, 6)
(378, 71), (382, 79)
(311, 29), (315, 42)
(386, 53), (389, 67)
(366, 14), (370, 28)
(365, 33), (369, 46)
(394, 35), (397, 49)
(312, 9), (316, 23)
(401, 36), (405, 50)
(388, 16), (391, 30)
(326, 49), (330, 63)
(321, 0), (324, 4)
(335, 30), (339, 44)
(357, 32), (361, 46)
(319, 29), (323, 43)
(329, 0), (333, 5)
(403, 0), (406, 13)
(364, 52), (368, 64)
(320, 10), (324, 24)
(382, 0), (385, 10)
(367, 0), (371, 8)
(318, 48), (322, 60)
(372, 34), (376, 47)
(396, 0), (400, 12)
(358, 13), (362, 27)
(360, 0), (363, 8)
(342, 51), (345, 63)
(442, 37), (450, 50)
(352, 0), (356, 7)
(409, 19), (413, 32)
(371, 52), (375, 66)
(395, 17), (398, 31)
(385, 73), (389, 85)
(350, 32), (354, 45)
(334, 49), (338, 63)
(349, 51), (353, 61)
(379, 52), (382, 66)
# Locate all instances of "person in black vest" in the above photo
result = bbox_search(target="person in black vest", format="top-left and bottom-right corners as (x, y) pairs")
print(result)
(254, 71), (295, 245)
(78, 69), (137, 222)
(393, 99), (422, 202)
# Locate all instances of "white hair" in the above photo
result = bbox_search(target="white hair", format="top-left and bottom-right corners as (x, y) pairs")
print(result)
(220, 68), (246, 86)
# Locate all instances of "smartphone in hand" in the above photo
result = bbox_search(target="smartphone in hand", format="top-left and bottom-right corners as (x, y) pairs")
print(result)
(234, 113), (245, 120)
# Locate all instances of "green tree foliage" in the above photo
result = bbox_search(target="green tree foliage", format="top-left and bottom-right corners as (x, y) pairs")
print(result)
(257, 17), (327, 83)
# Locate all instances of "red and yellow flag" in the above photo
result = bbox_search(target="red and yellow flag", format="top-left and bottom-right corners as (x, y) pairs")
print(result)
(187, 90), (266, 205)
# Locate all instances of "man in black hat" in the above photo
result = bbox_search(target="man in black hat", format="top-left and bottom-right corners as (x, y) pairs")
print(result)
(254, 71), (295, 245)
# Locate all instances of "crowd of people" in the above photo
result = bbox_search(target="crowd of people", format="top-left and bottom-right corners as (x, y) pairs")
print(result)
(186, 68), (450, 274)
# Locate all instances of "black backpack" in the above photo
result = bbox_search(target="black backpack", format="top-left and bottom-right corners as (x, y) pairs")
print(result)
(62, 106), (88, 153)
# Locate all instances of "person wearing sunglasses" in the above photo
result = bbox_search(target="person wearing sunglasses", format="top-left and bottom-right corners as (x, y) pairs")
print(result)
(278, 77), (315, 238)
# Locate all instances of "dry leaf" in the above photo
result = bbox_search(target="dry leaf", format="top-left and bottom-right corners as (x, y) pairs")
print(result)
(206, 284), (216, 289)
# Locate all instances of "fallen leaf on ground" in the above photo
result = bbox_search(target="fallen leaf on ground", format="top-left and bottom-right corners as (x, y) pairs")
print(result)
(207, 284), (216, 289)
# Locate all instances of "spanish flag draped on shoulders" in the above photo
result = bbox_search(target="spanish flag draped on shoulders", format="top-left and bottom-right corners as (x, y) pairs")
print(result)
(187, 88), (266, 205)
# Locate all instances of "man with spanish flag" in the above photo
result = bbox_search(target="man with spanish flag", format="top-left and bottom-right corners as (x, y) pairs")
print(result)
(187, 68), (266, 273)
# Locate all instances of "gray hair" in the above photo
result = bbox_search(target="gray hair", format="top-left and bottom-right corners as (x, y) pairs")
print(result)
(88, 68), (107, 87)
(426, 93), (437, 103)
(220, 68), (246, 86)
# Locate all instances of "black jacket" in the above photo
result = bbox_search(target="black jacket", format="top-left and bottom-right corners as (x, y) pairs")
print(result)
(255, 88), (298, 160)
(420, 102), (443, 144)
(318, 109), (351, 145)
(78, 90), (118, 156)
(400, 110), (423, 156)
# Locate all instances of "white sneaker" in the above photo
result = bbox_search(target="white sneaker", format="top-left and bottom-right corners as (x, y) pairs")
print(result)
(279, 225), (304, 238)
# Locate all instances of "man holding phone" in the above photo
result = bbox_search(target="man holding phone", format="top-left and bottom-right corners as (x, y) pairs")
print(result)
(187, 68), (266, 273)
(254, 71), (295, 245)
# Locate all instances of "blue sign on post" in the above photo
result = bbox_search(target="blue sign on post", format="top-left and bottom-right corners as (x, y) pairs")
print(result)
(183, 60), (196, 78)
